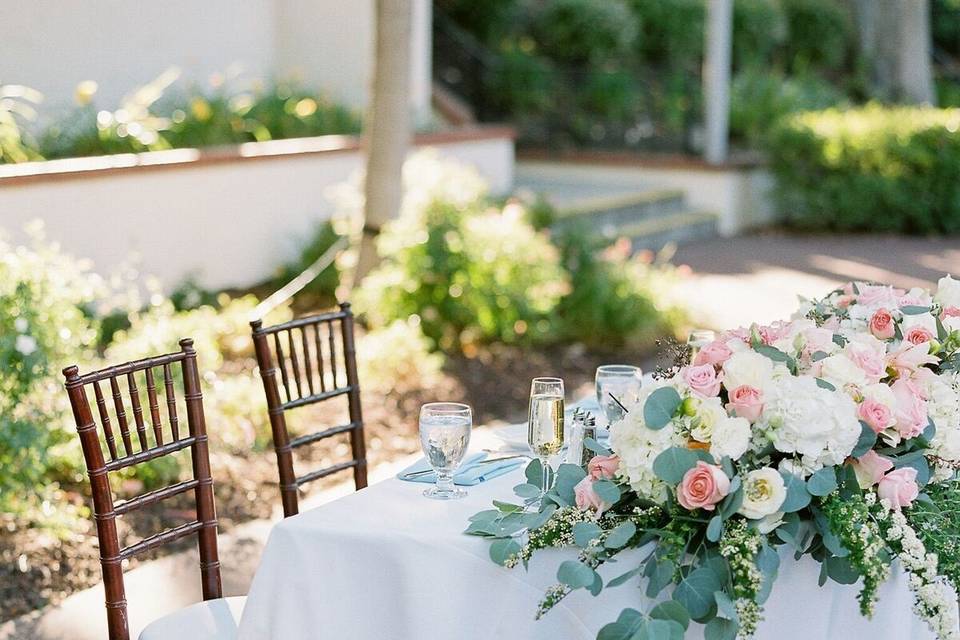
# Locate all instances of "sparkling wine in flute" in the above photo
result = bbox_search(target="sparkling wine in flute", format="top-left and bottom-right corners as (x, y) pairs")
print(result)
(527, 394), (565, 457)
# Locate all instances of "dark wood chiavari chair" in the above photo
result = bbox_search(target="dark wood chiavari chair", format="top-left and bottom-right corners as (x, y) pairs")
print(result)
(250, 302), (368, 518)
(62, 339), (244, 640)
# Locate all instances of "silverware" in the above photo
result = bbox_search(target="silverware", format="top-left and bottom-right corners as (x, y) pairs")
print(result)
(402, 454), (529, 479)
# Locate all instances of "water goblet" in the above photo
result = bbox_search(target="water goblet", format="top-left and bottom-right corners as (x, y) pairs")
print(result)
(418, 402), (472, 500)
(595, 365), (643, 427)
(687, 329), (717, 364)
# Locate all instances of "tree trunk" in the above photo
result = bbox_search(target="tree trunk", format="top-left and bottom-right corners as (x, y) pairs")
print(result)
(853, 0), (934, 104)
(356, 0), (414, 283)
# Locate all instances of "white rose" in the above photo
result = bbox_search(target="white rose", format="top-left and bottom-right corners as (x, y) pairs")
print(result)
(818, 354), (867, 389)
(936, 275), (960, 308)
(862, 382), (896, 410)
(723, 351), (774, 392)
(690, 398), (727, 443)
(739, 468), (787, 520)
(710, 416), (752, 462)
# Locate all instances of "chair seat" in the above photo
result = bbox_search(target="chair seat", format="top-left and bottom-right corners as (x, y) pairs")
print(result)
(139, 595), (246, 640)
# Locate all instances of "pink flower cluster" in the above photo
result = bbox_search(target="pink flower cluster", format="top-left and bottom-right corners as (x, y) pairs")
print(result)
(852, 451), (919, 510)
(574, 455), (620, 515)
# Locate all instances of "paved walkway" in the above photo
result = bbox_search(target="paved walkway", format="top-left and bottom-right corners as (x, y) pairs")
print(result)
(671, 231), (959, 330)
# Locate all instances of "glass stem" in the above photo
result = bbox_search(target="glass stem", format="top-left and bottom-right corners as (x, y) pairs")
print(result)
(436, 471), (454, 494)
(540, 456), (550, 501)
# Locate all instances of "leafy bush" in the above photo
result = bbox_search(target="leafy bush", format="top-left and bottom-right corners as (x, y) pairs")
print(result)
(767, 104), (960, 233)
(730, 68), (847, 145)
(0, 84), (44, 163)
(357, 152), (684, 354)
(528, 0), (638, 66)
(780, 0), (854, 72)
(358, 154), (569, 351)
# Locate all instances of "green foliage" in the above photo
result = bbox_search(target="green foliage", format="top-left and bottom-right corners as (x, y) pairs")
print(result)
(0, 84), (44, 163)
(357, 153), (683, 354)
(779, 0), (854, 72)
(17, 71), (360, 163)
(767, 104), (960, 233)
(730, 68), (847, 145)
(528, 0), (638, 66)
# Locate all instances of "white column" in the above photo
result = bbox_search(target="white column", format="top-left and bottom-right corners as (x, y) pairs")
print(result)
(703, 0), (733, 165)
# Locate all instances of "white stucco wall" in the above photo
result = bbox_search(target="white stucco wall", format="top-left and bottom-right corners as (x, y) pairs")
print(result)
(0, 132), (515, 290)
(0, 0), (432, 120)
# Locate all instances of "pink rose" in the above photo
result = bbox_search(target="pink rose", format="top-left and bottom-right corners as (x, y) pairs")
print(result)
(574, 477), (609, 515)
(681, 364), (722, 397)
(757, 321), (790, 345)
(677, 461), (730, 512)
(877, 467), (920, 510)
(905, 326), (934, 346)
(858, 399), (893, 433)
(726, 385), (764, 422)
(847, 343), (887, 382)
(835, 294), (855, 308)
(694, 340), (733, 367)
(942, 306), (960, 320)
(891, 378), (928, 439)
(587, 454), (620, 481)
(858, 285), (904, 307)
(869, 308), (896, 340)
(852, 450), (894, 489)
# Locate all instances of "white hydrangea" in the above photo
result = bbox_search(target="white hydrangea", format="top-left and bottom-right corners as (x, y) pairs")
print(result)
(818, 353), (868, 389)
(609, 380), (685, 503)
(761, 374), (861, 469)
(925, 372), (960, 464)
(710, 416), (752, 462)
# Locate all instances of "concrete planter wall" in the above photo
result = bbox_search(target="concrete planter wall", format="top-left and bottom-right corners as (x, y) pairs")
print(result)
(0, 126), (515, 290)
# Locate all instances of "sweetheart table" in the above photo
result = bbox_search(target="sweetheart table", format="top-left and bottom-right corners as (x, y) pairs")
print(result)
(236, 445), (945, 639)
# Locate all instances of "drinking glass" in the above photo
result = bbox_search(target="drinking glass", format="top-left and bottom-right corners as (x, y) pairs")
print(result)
(595, 365), (643, 427)
(687, 329), (717, 364)
(527, 377), (565, 502)
(418, 402), (472, 500)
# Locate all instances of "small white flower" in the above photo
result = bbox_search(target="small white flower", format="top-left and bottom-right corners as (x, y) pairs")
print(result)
(14, 317), (28, 332)
(15, 334), (37, 356)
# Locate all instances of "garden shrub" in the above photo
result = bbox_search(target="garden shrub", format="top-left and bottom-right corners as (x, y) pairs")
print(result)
(356, 152), (684, 354)
(269, 220), (342, 305)
(767, 104), (960, 233)
(528, 0), (637, 66)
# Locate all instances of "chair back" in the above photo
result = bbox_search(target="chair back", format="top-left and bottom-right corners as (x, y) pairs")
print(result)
(250, 302), (367, 517)
(62, 339), (221, 640)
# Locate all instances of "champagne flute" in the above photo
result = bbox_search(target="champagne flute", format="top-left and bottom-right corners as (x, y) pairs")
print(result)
(595, 365), (643, 427)
(527, 377), (564, 504)
(418, 402), (472, 500)
(687, 329), (716, 365)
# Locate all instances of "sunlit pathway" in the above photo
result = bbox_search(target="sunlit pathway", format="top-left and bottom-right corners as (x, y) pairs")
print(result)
(671, 232), (958, 329)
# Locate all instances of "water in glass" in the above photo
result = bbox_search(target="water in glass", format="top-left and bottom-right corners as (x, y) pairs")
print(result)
(595, 365), (643, 427)
(687, 329), (716, 364)
(419, 402), (472, 500)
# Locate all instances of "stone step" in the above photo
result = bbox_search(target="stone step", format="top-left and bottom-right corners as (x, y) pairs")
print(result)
(620, 210), (720, 253)
(551, 188), (688, 231)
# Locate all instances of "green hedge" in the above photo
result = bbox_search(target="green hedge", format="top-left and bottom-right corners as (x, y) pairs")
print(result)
(767, 104), (960, 233)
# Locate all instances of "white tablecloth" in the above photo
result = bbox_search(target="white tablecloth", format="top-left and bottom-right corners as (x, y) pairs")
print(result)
(237, 463), (946, 640)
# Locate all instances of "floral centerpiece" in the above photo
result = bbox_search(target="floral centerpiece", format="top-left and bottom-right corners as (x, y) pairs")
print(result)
(467, 277), (960, 640)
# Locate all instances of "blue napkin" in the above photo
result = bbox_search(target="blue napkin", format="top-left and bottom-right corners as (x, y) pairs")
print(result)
(397, 452), (525, 486)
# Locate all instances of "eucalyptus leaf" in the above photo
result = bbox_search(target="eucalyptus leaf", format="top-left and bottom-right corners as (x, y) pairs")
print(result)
(649, 601), (690, 630)
(641, 619), (685, 640)
(493, 500), (523, 513)
(645, 557), (676, 598)
(825, 555), (859, 584)
(895, 453), (931, 486)
(718, 479), (743, 520)
(607, 565), (644, 588)
(806, 467), (838, 497)
(653, 447), (708, 484)
(489, 537), (521, 566)
(594, 480), (621, 505)
(901, 305), (931, 315)
(513, 483), (541, 499)
(553, 464), (587, 503)
(811, 350), (829, 362)
(756, 544), (780, 604)
(673, 566), (722, 620)
(525, 458), (544, 489)
(706, 515), (724, 542)
(720, 456), (735, 479)
(815, 378), (836, 391)
(584, 437), (612, 455)
(704, 618), (739, 640)
(644, 387), (683, 430)
(521, 504), (556, 530)
(604, 521), (637, 549)
(573, 521), (604, 548)
(851, 421), (878, 458)
(597, 609), (645, 640)
(713, 590), (739, 622)
(780, 471), (811, 512)
(557, 560), (596, 589)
